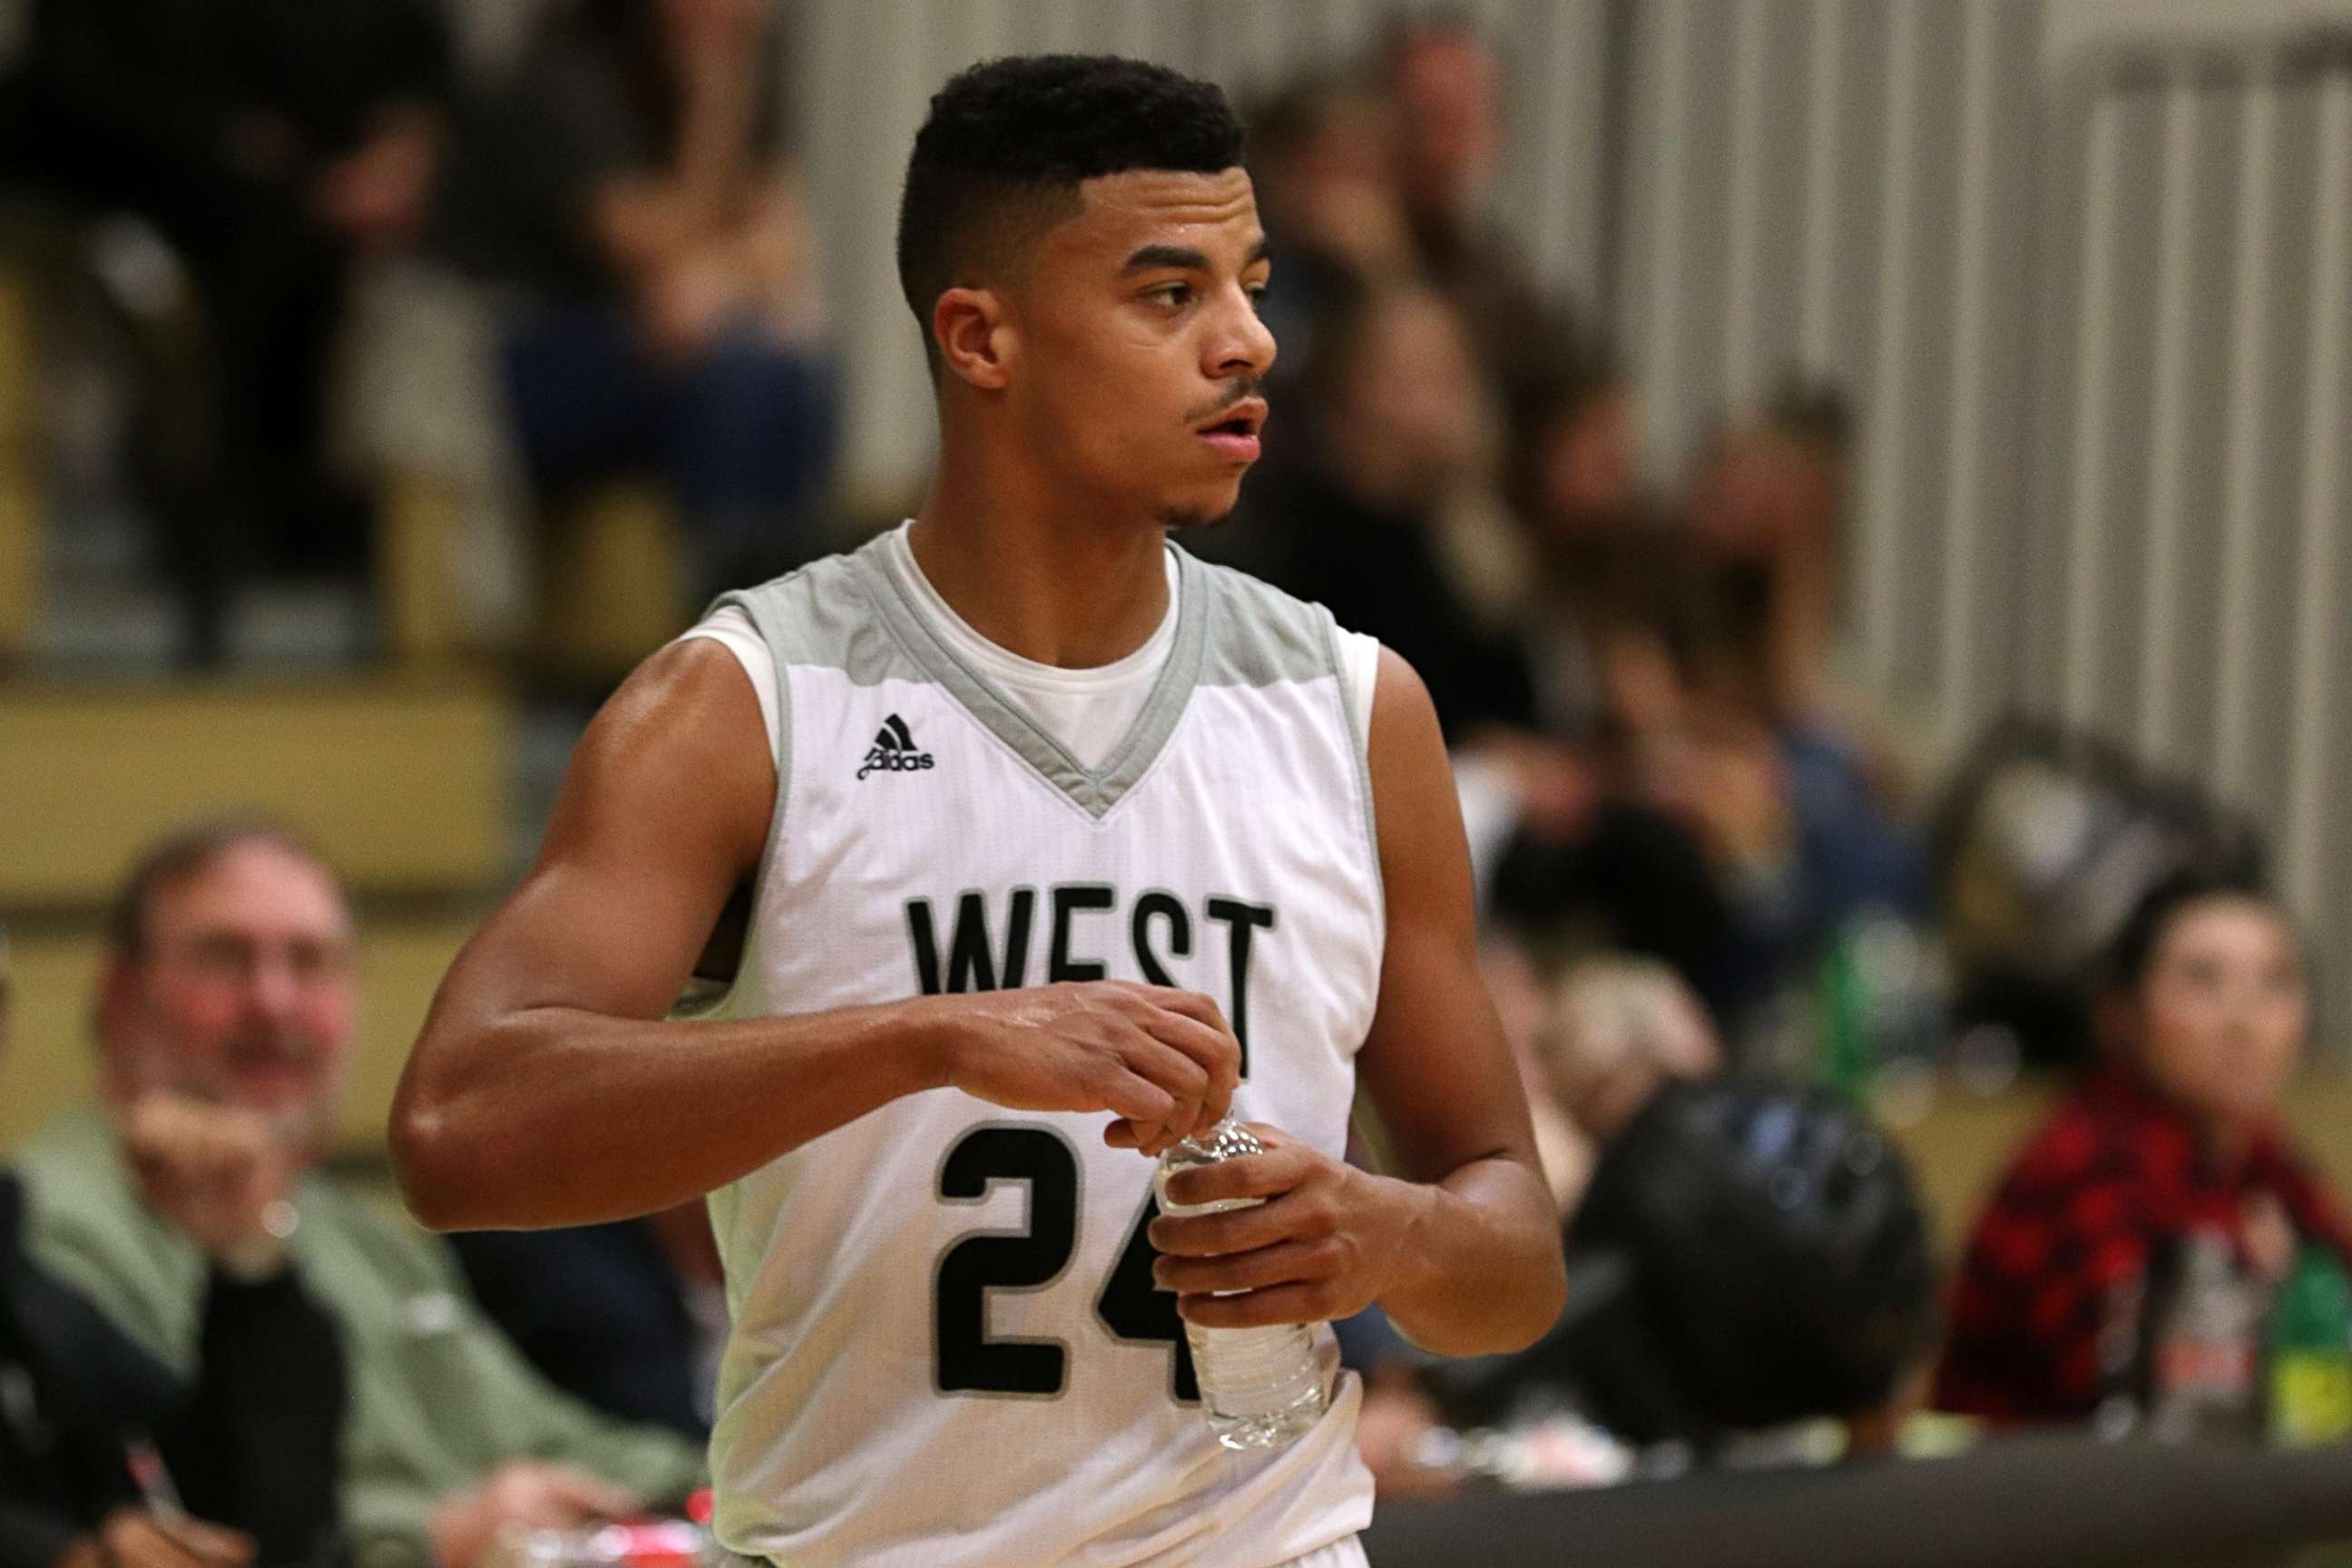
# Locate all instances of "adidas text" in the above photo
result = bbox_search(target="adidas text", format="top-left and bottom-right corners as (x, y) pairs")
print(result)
(857, 750), (936, 779)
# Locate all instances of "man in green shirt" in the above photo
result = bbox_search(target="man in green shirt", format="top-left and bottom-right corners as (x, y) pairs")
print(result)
(14, 822), (704, 1568)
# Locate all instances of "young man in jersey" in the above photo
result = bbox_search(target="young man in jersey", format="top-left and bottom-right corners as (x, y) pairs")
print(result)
(393, 54), (1565, 1568)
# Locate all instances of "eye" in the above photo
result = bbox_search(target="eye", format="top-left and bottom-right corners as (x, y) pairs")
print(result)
(1244, 279), (1271, 311)
(1146, 282), (1193, 309)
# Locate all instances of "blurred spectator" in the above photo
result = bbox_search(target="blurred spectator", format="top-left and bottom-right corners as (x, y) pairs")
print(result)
(1241, 281), (1532, 739)
(12, 823), (703, 1568)
(1933, 716), (2269, 1069)
(3, 925), (345, 1568)
(1357, 962), (1935, 1475)
(1378, 13), (1586, 406)
(1936, 867), (2350, 1424)
(1576, 511), (1926, 1040)
(431, 0), (835, 606)
(1243, 72), (1415, 379)
(15, 0), (455, 658)
(1690, 379), (1884, 750)
(449, 1204), (722, 1438)
(1234, 282), (1743, 1015)
(1522, 956), (1725, 1211)
(1436, 1075), (1938, 1459)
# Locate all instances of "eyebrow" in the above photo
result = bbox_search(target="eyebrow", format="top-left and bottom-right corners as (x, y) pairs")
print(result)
(1121, 236), (1273, 274)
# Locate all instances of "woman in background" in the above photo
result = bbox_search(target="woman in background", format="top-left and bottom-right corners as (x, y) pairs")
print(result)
(1936, 867), (2352, 1423)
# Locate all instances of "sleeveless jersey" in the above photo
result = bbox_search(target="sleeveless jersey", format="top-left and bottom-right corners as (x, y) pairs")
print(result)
(698, 530), (1385, 1567)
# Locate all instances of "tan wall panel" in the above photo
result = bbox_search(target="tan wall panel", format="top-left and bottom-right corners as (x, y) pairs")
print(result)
(0, 682), (511, 904)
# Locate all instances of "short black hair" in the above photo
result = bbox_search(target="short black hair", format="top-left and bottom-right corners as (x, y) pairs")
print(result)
(896, 54), (1247, 362)
(2103, 862), (2289, 995)
(107, 817), (338, 960)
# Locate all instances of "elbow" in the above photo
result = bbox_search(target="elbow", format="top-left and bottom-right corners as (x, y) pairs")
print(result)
(1405, 1243), (1568, 1359)
(388, 1080), (481, 1232)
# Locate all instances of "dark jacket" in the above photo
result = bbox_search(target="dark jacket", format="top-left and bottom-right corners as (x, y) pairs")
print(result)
(0, 1173), (346, 1568)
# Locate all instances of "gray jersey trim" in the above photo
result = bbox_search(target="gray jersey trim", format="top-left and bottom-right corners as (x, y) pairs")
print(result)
(1191, 554), (1382, 910)
(696, 552), (916, 1021)
(1321, 614), (1386, 918)
(1191, 556), (1346, 690)
(848, 536), (1210, 821)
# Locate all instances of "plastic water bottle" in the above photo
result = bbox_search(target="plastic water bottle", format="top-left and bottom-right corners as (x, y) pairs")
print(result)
(2143, 1227), (2265, 1444)
(1155, 1117), (1329, 1450)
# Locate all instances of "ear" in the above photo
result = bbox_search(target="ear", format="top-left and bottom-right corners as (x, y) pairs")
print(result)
(933, 286), (1014, 391)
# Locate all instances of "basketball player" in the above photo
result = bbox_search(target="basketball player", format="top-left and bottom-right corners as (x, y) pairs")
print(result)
(393, 54), (1564, 1568)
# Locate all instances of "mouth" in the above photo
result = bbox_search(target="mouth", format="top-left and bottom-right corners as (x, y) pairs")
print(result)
(1195, 398), (1268, 464)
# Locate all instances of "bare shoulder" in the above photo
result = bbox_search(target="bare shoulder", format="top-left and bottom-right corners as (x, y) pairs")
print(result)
(544, 638), (776, 877)
(1365, 649), (1452, 829)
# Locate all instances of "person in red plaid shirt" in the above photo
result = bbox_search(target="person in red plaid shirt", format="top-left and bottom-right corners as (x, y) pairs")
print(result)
(1935, 867), (2352, 1424)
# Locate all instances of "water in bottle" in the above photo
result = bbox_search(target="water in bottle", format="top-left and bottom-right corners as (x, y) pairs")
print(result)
(2142, 1226), (2266, 1443)
(1155, 1117), (1330, 1450)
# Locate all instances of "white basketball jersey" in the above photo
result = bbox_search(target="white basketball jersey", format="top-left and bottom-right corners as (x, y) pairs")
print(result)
(699, 532), (1385, 1567)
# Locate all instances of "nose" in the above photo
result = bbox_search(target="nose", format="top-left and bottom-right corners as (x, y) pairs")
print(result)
(244, 951), (305, 1024)
(1208, 286), (1277, 382)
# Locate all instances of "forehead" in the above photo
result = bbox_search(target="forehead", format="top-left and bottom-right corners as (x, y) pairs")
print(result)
(149, 842), (351, 940)
(1045, 167), (1263, 264)
(2157, 897), (2298, 961)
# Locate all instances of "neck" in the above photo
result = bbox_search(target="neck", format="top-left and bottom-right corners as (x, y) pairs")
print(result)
(911, 433), (1172, 669)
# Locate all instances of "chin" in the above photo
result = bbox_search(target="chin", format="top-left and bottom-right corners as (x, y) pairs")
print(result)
(1157, 505), (1236, 534)
(1156, 483), (1248, 534)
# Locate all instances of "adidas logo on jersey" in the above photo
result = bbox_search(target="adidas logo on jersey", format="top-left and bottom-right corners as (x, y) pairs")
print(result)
(856, 713), (936, 779)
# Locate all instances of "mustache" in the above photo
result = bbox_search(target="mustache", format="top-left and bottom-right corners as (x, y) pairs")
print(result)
(1181, 379), (1264, 426)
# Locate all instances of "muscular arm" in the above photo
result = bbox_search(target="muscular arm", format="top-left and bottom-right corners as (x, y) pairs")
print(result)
(1353, 649), (1565, 1354)
(392, 642), (1237, 1231)
(1152, 651), (1566, 1357)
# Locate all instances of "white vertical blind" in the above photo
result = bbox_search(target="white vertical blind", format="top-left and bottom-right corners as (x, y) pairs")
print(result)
(2285, 72), (2351, 927)
(2134, 75), (2201, 761)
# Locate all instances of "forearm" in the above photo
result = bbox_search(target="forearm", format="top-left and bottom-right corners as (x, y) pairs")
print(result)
(1373, 1156), (1565, 1357)
(671, 57), (760, 240)
(394, 999), (948, 1230)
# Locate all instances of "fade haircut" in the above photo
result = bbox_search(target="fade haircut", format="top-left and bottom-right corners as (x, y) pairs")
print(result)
(896, 54), (1247, 368)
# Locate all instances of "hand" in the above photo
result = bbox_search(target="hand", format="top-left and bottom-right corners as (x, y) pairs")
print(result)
(122, 1094), (299, 1267)
(426, 1463), (638, 1568)
(314, 109), (440, 248)
(926, 981), (1240, 1159)
(1148, 1124), (1426, 1329)
(59, 1511), (255, 1568)
(639, 250), (743, 360)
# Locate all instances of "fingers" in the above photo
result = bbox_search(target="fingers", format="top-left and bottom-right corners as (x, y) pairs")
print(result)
(105, 1514), (254, 1568)
(1150, 1181), (1335, 1258)
(1086, 1062), (1178, 1140)
(1153, 1236), (1345, 1298)
(1156, 1141), (1316, 1211)
(1114, 1036), (1212, 1149)
(1177, 1279), (1345, 1329)
(537, 1466), (639, 1522)
(1131, 1004), (1241, 1130)
(150, 1517), (257, 1568)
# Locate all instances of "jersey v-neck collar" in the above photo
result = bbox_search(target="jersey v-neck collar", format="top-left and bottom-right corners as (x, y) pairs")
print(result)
(851, 531), (1209, 821)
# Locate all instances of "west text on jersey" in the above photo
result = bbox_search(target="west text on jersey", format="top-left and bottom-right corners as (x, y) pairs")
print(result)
(905, 886), (1277, 1075)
